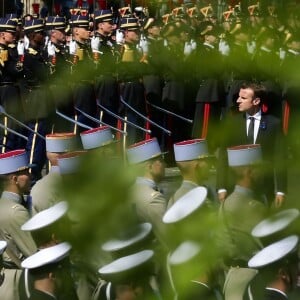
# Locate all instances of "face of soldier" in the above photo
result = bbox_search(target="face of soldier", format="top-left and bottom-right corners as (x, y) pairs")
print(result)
(34, 31), (45, 46)
(237, 88), (260, 114)
(15, 170), (31, 194)
(205, 34), (218, 46)
(99, 21), (114, 36)
(51, 29), (66, 45)
(125, 30), (140, 44)
(75, 27), (90, 41)
(148, 25), (160, 38)
(1, 31), (16, 44)
(149, 157), (165, 183)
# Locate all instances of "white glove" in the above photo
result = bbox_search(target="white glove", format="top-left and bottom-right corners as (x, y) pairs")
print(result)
(24, 35), (29, 49)
(44, 36), (49, 49)
(47, 42), (56, 57)
(17, 40), (25, 56)
(116, 29), (124, 45)
(279, 48), (286, 60)
(69, 40), (77, 55)
(219, 40), (230, 56)
(184, 42), (192, 56)
(190, 39), (197, 51)
(247, 41), (256, 54)
(91, 36), (100, 52)
(139, 37), (148, 54)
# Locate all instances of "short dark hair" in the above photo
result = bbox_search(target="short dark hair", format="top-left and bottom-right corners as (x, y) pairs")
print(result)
(240, 82), (267, 102)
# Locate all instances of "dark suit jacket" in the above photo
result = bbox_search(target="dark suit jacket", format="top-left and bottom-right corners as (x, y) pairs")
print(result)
(30, 289), (56, 299)
(264, 288), (288, 300)
(217, 112), (287, 200)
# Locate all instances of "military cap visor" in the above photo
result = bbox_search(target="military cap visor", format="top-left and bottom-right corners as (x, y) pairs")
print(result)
(120, 18), (140, 30)
(45, 16), (66, 30)
(24, 19), (44, 33)
(21, 242), (71, 270)
(69, 15), (89, 29)
(0, 18), (17, 33)
(0, 149), (34, 175)
(94, 10), (113, 22)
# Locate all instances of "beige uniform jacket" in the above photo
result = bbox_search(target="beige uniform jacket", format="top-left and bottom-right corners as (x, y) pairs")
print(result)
(0, 192), (37, 300)
(30, 166), (62, 215)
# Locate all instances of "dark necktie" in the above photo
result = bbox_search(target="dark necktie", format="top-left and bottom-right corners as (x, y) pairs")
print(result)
(247, 117), (255, 144)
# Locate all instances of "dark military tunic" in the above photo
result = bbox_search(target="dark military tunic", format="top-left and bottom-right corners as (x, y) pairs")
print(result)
(71, 40), (97, 132)
(94, 32), (119, 128)
(23, 45), (53, 180)
(0, 43), (24, 151)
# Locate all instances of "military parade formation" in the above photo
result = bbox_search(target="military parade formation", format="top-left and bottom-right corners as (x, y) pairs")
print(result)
(1, 0), (300, 299)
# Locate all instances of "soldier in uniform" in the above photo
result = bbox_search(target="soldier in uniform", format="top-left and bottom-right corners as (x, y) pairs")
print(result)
(45, 16), (75, 132)
(220, 144), (267, 266)
(69, 14), (97, 132)
(22, 18), (53, 183)
(189, 24), (225, 152)
(21, 242), (72, 300)
(0, 17), (25, 152)
(30, 132), (78, 215)
(167, 138), (213, 209)
(248, 235), (299, 300)
(126, 138), (167, 244)
(93, 9), (119, 128)
(118, 17), (147, 145)
(0, 149), (37, 300)
(142, 17), (166, 147)
(280, 32), (300, 160)
(252, 28), (282, 119)
(160, 20), (192, 162)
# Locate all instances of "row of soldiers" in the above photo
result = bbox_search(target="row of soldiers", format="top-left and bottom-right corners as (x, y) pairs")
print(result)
(1, 3), (300, 175)
(0, 120), (299, 300)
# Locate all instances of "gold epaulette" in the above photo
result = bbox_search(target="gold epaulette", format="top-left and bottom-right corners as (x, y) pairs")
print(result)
(75, 48), (84, 61)
(121, 44), (134, 62)
(28, 48), (38, 55)
(0, 49), (8, 64)
(8, 44), (16, 49)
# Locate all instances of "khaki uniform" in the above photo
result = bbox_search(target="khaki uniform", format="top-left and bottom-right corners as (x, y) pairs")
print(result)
(0, 192), (37, 300)
(30, 166), (62, 215)
(130, 177), (167, 242)
(167, 180), (199, 209)
(220, 185), (267, 262)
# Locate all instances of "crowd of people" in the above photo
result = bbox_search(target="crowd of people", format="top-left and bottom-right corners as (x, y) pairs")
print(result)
(0, 1), (300, 300)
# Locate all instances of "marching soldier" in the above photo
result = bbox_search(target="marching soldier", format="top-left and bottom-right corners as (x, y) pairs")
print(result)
(0, 17), (25, 152)
(0, 150), (37, 300)
(69, 14), (97, 132)
(45, 16), (75, 132)
(93, 9), (120, 128)
(252, 28), (282, 118)
(167, 139), (214, 209)
(118, 17), (147, 145)
(189, 24), (225, 152)
(126, 138), (167, 244)
(22, 18), (53, 183)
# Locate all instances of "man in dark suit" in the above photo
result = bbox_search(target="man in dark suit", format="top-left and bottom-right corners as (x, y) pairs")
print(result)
(217, 82), (287, 207)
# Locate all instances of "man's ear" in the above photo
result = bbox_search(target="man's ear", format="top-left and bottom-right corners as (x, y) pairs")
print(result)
(9, 174), (18, 184)
(253, 97), (261, 106)
(49, 272), (56, 280)
(278, 267), (290, 284)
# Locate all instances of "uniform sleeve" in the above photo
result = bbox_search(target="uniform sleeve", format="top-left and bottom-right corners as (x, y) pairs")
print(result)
(8, 206), (37, 257)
